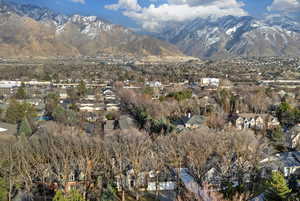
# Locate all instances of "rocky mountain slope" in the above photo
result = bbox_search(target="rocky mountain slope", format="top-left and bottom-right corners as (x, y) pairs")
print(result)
(158, 15), (300, 59)
(0, 1), (184, 57)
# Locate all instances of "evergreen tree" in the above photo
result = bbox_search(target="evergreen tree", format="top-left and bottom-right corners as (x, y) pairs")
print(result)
(67, 190), (86, 201)
(101, 184), (117, 201)
(18, 117), (33, 137)
(53, 190), (86, 201)
(264, 171), (291, 201)
(276, 102), (300, 128)
(77, 80), (87, 97)
(53, 105), (67, 123)
(15, 82), (26, 99)
(5, 99), (37, 124)
(65, 109), (78, 126)
(45, 93), (60, 117)
(5, 99), (20, 124)
(67, 88), (79, 104)
(53, 190), (65, 201)
(0, 177), (7, 201)
(270, 126), (284, 144)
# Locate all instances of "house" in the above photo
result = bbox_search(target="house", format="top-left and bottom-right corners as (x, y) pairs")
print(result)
(146, 81), (162, 88)
(234, 113), (279, 130)
(79, 103), (105, 112)
(235, 116), (246, 130)
(36, 163), (93, 193)
(260, 152), (300, 177)
(104, 95), (116, 101)
(23, 98), (43, 106)
(146, 170), (176, 191)
(83, 95), (96, 101)
(102, 89), (114, 96)
(172, 115), (207, 131)
(185, 115), (206, 129)
(200, 78), (220, 87)
(106, 103), (120, 111)
(65, 170), (87, 192)
(59, 91), (68, 100)
(0, 80), (21, 88)
(202, 167), (223, 186)
(116, 168), (176, 192)
(266, 116), (280, 129)
(84, 113), (98, 122)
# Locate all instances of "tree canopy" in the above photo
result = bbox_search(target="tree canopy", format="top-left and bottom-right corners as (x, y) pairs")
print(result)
(264, 171), (292, 201)
(5, 99), (37, 124)
(15, 82), (27, 99)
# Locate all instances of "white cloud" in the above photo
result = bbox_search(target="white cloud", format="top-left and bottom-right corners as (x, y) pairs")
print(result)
(267, 0), (300, 12)
(105, 0), (141, 11)
(105, 0), (247, 31)
(71, 0), (85, 4)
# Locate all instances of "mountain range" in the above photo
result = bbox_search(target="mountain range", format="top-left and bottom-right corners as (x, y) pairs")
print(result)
(0, 0), (183, 58)
(0, 1), (300, 59)
(157, 15), (300, 59)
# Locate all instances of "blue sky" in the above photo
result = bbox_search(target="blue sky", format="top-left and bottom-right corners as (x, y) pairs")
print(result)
(10, 0), (300, 30)
(11, 0), (136, 26)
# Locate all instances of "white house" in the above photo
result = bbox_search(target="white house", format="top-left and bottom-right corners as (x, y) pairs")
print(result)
(0, 80), (21, 88)
(79, 103), (104, 112)
(59, 92), (68, 99)
(116, 169), (176, 192)
(235, 114), (279, 130)
(146, 81), (162, 88)
(200, 78), (220, 87)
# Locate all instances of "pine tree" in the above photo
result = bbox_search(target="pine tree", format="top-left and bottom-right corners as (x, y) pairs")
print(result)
(53, 190), (86, 201)
(15, 82), (26, 99)
(77, 80), (87, 97)
(5, 99), (37, 124)
(0, 177), (7, 201)
(264, 171), (292, 201)
(5, 99), (20, 124)
(271, 126), (284, 144)
(101, 184), (117, 201)
(18, 117), (33, 137)
(67, 190), (86, 201)
(45, 93), (60, 117)
(53, 190), (66, 201)
(53, 105), (68, 123)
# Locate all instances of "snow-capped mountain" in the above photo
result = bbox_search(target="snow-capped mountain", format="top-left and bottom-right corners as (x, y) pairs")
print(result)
(1, 0), (299, 59)
(158, 15), (300, 59)
(264, 15), (300, 33)
(0, 0), (183, 57)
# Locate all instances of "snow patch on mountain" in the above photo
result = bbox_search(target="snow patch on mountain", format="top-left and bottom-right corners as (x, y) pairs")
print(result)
(158, 15), (300, 59)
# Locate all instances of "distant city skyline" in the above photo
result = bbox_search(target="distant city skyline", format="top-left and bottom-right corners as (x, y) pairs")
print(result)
(10, 0), (300, 31)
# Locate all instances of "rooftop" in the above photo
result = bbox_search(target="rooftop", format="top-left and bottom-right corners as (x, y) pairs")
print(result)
(186, 115), (206, 125)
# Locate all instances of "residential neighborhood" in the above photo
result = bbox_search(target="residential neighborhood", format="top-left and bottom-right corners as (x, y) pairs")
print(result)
(0, 0), (300, 200)
(0, 55), (299, 201)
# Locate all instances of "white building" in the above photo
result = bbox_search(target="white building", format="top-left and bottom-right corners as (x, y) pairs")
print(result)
(146, 81), (162, 88)
(200, 78), (220, 87)
(0, 80), (21, 88)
